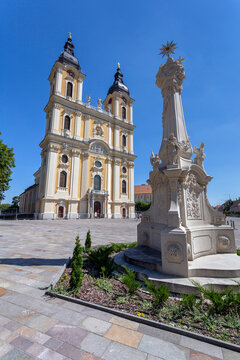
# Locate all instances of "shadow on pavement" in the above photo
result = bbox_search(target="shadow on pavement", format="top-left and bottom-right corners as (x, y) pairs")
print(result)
(0, 258), (67, 266)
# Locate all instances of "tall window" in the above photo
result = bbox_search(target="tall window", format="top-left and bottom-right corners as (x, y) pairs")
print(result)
(122, 180), (126, 194)
(64, 115), (70, 130)
(67, 82), (73, 97)
(122, 106), (126, 120)
(94, 175), (101, 190)
(60, 171), (67, 188)
(122, 134), (126, 147)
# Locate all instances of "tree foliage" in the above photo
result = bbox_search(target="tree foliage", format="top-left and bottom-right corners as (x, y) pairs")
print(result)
(70, 236), (83, 291)
(0, 133), (15, 201)
(11, 196), (20, 209)
(135, 201), (151, 212)
(223, 200), (233, 214)
(85, 230), (92, 253)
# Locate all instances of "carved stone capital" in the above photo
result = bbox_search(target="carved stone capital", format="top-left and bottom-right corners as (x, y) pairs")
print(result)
(156, 57), (185, 97)
(129, 162), (135, 168)
(75, 111), (82, 117)
(53, 103), (61, 110)
(72, 149), (81, 156)
(48, 143), (60, 152)
(114, 158), (121, 166)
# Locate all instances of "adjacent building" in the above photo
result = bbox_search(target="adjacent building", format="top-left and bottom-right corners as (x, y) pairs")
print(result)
(134, 184), (152, 203)
(19, 34), (136, 219)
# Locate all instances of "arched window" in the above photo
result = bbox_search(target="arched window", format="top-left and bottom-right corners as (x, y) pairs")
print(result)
(122, 166), (127, 174)
(94, 175), (101, 190)
(122, 180), (126, 194)
(64, 116), (70, 130)
(67, 82), (73, 97)
(122, 106), (126, 120)
(122, 134), (126, 147)
(60, 171), (67, 188)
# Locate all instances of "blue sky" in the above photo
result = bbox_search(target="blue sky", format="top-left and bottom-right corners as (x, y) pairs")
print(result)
(0, 0), (239, 206)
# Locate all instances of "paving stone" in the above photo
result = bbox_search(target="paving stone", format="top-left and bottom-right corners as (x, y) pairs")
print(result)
(4, 320), (22, 331)
(81, 316), (111, 335)
(81, 353), (102, 360)
(16, 326), (36, 338)
(0, 315), (11, 327)
(0, 341), (13, 357)
(180, 336), (223, 359)
(110, 316), (139, 330)
(80, 332), (111, 357)
(1, 347), (34, 360)
(10, 335), (33, 351)
(0, 328), (18, 342)
(30, 330), (50, 344)
(105, 324), (143, 348)
(25, 314), (58, 332)
(0, 288), (8, 297)
(46, 323), (88, 347)
(189, 349), (223, 359)
(52, 308), (86, 326)
(102, 341), (147, 360)
(13, 309), (36, 324)
(44, 337), (63, 350)
(138, 323), (182, 345)
(81, 308), (112, 322)
(62, 301), (85, 313)
(222, 348), (240, 360)
(26, 342), (46, 357)
(138, 334), (189, 360)
(38, 347), (66, 359)
(147, 355), (164, 360)
(57, 342), (85, 360)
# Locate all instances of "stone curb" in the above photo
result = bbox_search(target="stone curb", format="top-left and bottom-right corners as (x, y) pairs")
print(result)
(45, 259), (240, 353)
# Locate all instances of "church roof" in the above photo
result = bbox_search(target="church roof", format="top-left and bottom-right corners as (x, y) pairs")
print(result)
(107, 63), (129, 96)
(134, 184), (152, 194)
(58, 33), (81, 71)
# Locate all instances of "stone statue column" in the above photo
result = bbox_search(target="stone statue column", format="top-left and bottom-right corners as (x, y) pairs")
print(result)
(156, 57), (192, 166)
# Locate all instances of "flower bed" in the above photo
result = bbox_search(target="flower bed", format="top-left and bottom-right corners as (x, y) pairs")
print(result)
(53, 238), (240, 346)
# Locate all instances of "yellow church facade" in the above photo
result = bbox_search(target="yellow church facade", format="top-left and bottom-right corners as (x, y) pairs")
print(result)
(19, 35), (136, 219)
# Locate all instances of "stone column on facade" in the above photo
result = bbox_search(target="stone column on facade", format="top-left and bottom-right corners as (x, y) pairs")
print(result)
(74, 111), (82, 140)
(128, 162), (135, 218)
(129, 102), (133, 124)
(108, 124), (112, 147)
(113, 158), (121, 218)
(114, 126), (119, 150)
(114, 96), (119, 118)
(76, 79), (83, 103)
(84, 115), (90, 140)
(79, 153), (89, 218)
(51, 104), (61, 134)
(68, 149), (81, 219)
(106, 158), (112, 218)
(55, 69), (62, 95)
(129, 132), (133, 154)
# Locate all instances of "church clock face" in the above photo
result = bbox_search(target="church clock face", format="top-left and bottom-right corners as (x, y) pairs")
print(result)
(95, 160), (102, 168)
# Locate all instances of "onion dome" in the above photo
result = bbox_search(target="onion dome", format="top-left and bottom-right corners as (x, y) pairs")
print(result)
(58, 33), (81, 71)
(107, 63), (129, 96)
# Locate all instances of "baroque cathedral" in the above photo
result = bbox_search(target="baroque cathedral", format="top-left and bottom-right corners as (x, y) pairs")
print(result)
(19, 34), (136, 219)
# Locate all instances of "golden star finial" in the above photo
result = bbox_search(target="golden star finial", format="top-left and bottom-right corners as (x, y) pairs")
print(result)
(159, 41), (177, 58)
(68, 32), (72, 39)
(117, 62), (120, 70)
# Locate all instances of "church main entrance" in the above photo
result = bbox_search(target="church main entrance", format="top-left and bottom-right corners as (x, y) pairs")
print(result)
(94, 201), (101, 218)
(58, 206), (64, 218)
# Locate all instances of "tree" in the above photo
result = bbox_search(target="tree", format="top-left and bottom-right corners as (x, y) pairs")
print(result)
(135, 201), (151, 212)
(70, 236), (83, 291)
(223, 200), (233, 214)
(85, 230), (92, 253)
(11, 196), (20, 209)
(0, 133), (15, 201)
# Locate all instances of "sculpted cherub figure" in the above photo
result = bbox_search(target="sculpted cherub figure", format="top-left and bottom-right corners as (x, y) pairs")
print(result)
(193, 142), (205, 168)
(150, 151), (160, 169)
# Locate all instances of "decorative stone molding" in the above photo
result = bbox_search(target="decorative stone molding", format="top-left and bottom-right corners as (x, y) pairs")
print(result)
(75, 111), (82, 117)
(72, 149), (81, 156)
(166, 242), (184, 263)
(90, 143), (107, 155)
(48, 143), (60, 152)
(218, 236), (230, 250)
(114, 158), (121, 166)
(53, 103), (61, 110)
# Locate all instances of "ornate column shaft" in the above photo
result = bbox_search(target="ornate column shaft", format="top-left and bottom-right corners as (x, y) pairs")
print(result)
(81, 153), (89, 198)
(108, 124), (112, 146)
(129, 162), (135, 203)
(114, 126), (119, 150)
(70, 150), (81, 199)
(106, 159), (112, 201)
(113, 159), (120, 202)
(76, 79), (83, 103)
(45, 145), (59, 197)
(114, 96), (119, 117)
(84, 115), (90, 140)
(74, 112), (82, 139)
(51, 104), (61, 134)
(129, 103), (133, 124)
(129, 132), (133, 154)
(55, 69), (62, 95)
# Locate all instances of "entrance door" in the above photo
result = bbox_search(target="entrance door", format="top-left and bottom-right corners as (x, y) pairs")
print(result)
(94, 201), (101, 218)
(122, 207), (126, 219)
(58, 206), (64, 218)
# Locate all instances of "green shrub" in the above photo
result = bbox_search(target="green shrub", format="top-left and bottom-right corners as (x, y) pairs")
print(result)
(237, 249), (240, 256)
(85, 230), (92, 253)
(95, 277), (113, 293)
(88, 246), (116, 277)
(120, 266), (140, 295)
(180, 294), (197, 310)
(192, 281), (235, 314)
(110, 241), (137, 253)
(144, 279), (170, 307)
(70, 236), (83, 291)
(135, 201), (151, 212)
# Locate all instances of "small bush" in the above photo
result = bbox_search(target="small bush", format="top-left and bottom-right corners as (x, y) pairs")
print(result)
(85, 230), (92, 253)
(120, 266), (140, 295)
(95, 277), (113, 293)
(110, 241), (137, 253)
(237, 249), (240, 256)
(144, 279), (170, 307)
(70, 236), (83, 291)
(88, 246), (116, 277)
(180, 294), (197, 310)
(192, 281), (235, 314)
